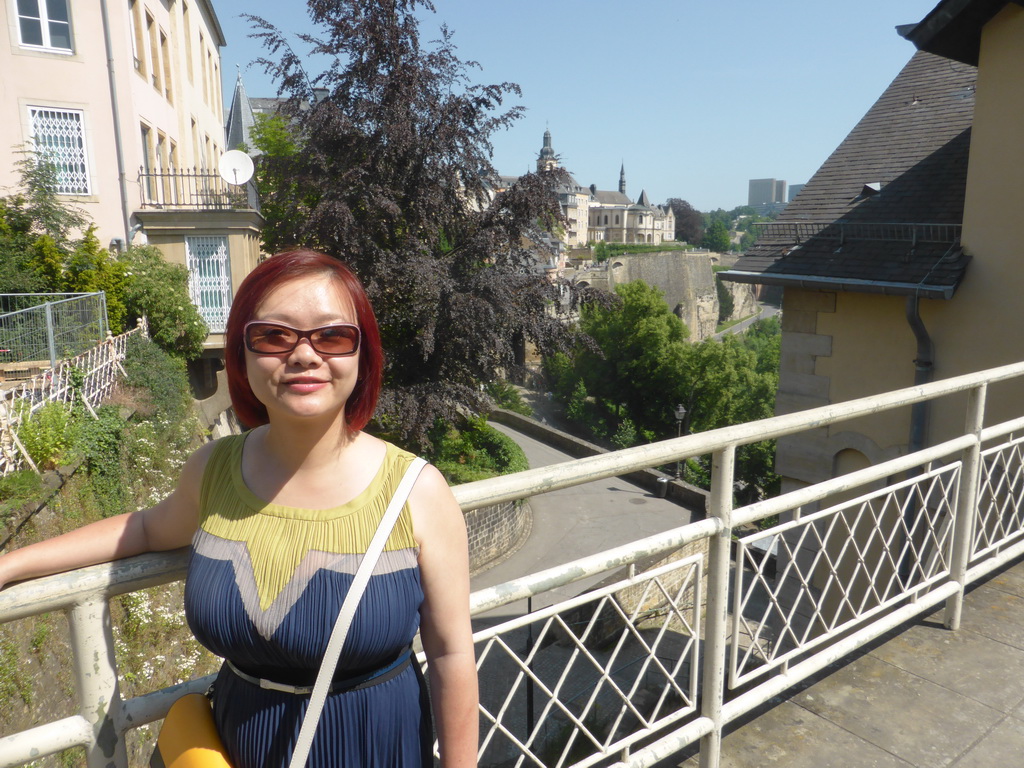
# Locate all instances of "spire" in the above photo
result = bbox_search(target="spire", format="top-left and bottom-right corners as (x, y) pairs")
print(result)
(618, 162), (626, 196)
(537, 127), (558, 172)
(224, 68), (258, 155)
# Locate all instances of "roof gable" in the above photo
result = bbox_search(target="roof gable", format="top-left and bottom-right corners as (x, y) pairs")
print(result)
(724, 50), (975, 299)
(901, 0), (1023, 65)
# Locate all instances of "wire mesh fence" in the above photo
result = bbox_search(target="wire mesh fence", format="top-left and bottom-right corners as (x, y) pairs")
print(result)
(0, 319), (148, 476)
(0, 293), (109, 376)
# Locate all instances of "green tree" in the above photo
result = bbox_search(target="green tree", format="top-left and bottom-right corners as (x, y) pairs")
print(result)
(665, 197), (704, 244)
(123, 246), (208, 360)
(0, 156), (87, 293)
(577, 281), (689, 434)
(247, 112), (303, 252)
(701, 219), (731, 252)
(63, 226), (131, 333)
(245, 0), (574, 449)
(547, 282), (780, 499)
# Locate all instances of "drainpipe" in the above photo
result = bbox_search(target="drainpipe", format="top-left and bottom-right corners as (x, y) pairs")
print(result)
(902, 294), (934, 581)
(99, 0), (132, 245)
(906, 295), (934, 453)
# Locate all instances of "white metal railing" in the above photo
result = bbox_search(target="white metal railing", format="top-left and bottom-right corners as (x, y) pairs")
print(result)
(4, 358), (1024, 767)
(0, 319), (148, 476)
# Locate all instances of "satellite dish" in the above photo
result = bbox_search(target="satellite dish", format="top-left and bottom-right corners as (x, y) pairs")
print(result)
(218, 150), (254, 186)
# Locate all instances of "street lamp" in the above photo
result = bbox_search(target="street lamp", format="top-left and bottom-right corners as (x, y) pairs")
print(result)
(674, 404), (687, 479)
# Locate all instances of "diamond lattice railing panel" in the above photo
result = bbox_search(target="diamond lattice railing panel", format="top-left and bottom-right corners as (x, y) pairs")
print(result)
(973, 436), (1024, 562)
(472, 555), (702, 768)
(730, 463), (959, 687)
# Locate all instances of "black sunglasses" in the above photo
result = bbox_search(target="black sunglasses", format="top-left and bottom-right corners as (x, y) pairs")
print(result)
(243, 321), (361, 357)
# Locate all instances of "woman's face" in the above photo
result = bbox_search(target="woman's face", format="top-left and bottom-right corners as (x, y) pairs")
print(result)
(244, 273), (360, 427)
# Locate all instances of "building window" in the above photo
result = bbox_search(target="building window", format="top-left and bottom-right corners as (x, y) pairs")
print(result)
(160, 31), (173, 101)
(182, 1), (194, 83)
(17, 0), (72, 51)
(129, 0), (143, 71)
(186, 236), (232, 333)
(28, 106), (90, 194)
(146, 12), (160, 90)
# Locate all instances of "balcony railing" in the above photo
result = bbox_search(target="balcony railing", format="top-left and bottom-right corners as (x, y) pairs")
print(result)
(752, 221), (962, 246)
(2, 359), (1024, 767)
(137, 167), (259, 212)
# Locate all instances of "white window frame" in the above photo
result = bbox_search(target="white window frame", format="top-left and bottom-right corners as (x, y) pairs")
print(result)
(16, 0), (73, 52)
(185, 236), (232, 334)
(28, 106), (91, 195)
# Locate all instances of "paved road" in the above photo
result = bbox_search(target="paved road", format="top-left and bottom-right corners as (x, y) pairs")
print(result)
(470, 421), (697, 621)
(712, 302), (780, 339)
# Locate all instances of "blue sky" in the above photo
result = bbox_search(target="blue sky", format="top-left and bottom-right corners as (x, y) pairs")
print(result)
(215, 0), (942, 212)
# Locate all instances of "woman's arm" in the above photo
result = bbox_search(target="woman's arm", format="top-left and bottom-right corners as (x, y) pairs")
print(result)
(0, 439), (215, 590)
(411, 464), (479, 768)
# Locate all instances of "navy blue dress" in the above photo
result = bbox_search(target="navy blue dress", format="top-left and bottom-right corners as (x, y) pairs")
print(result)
(184, 435), (431, 767)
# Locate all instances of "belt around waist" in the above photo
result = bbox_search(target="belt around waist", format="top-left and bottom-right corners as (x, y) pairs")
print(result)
(226, 648), (413, 695)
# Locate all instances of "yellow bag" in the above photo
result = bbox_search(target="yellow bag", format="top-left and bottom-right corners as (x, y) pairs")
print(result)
(150, 693), (232, 768)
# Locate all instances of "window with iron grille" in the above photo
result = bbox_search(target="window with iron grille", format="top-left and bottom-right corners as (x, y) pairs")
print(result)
(186, 236), (232, 333)
(28, 106), (90, 195)
(16, 0), (72, 51)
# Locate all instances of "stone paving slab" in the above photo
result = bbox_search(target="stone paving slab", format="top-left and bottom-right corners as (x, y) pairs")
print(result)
(956, 585), (1024, 648)
(676, 699), (914, 767)
(790, 653), (1002, 767)
(951, 713), (1024, 768)
(868, 621), (1024, 712)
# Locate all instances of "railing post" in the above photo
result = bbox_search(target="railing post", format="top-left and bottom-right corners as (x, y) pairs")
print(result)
(44, 302), (57, 370)
(944, 382), (987, 630)
(67, 597), (129, 768)
(699, 446), (735, 768)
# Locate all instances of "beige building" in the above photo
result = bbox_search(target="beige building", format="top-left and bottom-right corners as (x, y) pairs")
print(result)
(1, 0), (262, 352)
(514, 130), (675, 248)
(587, 170), (676, 247)
(722, 0), (1023, 626)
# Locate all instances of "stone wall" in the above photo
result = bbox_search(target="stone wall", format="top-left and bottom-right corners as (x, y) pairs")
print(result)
(464, 500), (529, 575)
(724, 279), (760, 323)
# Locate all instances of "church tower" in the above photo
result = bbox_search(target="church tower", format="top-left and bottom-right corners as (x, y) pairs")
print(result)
(618, 163), (627, 196)
(537, 128), (558, 172)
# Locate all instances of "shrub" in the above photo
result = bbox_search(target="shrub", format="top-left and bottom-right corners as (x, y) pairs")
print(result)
(121, 333), (193, 423)
(123, 245), (208, 360)
(15, 402), (79, 470)
(429, 416), (529, 485)
(486, 379), (532, 416)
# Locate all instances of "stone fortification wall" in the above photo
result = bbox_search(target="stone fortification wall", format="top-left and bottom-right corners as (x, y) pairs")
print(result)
(724, 278), (761, 322)
(574, 251), (718, 340)
(572, 250), (761, 340)
(609, 251), (718, 340)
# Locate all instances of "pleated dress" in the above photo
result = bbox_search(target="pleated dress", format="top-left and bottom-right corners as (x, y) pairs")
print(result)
(183, 434), (432, 768)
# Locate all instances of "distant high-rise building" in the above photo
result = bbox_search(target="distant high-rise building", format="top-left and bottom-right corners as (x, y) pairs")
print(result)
(788, 183), (806, 202)
(774, 179), (788, 203)
(749, 178), (788, 207)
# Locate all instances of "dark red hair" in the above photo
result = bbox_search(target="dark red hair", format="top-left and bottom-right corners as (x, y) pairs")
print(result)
(224, 249), (383, 431)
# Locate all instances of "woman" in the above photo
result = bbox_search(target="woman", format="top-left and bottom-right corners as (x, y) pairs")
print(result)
(0, 249), (478, 767)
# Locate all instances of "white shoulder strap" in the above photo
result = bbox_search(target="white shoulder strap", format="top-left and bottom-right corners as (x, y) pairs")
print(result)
(288, 457), (428, 768)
